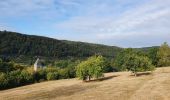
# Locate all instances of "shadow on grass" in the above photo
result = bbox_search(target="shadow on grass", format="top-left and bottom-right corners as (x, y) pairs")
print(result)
(130, 72), (152, 77)
(85, 75), (119, 83)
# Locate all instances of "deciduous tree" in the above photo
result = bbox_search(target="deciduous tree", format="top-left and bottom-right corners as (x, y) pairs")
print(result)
(76, 55), (106, 81)
(157, 42), (170, 67)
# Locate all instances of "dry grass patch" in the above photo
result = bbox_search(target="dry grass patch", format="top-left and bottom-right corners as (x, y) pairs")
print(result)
(1, 67), (170, 100)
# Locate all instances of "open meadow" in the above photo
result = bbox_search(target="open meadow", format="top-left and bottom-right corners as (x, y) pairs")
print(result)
(0, 67), (170, 100)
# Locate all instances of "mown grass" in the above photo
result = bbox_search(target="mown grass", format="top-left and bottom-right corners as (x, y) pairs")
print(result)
(0, 67), (170, 100)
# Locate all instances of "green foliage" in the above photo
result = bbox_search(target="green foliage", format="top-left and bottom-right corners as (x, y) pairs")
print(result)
(147, 48), (159, 66)
(76, 55), (106, 81)
(7, 70), (22, 87)
(125, 54), (154, 76)
(157, 42), (170, 67)
(114, 49), (155, 76)
(34, 69), (47, 82)
(0, 31), (121, 65)
(113, 48), (133, 71)
(47, 72), (59, 80)
(0, 73), (8, 89)
(20, 70), (34, 84)
(58, 69), (69, 79)
(0, 61), (15, 73)
(0, 70), (34, 89)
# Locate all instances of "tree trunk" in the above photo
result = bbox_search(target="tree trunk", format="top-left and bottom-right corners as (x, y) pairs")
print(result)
(88, 76), (91, 81)
(134, 72), (137, 77)
(83, 77), (86, 81)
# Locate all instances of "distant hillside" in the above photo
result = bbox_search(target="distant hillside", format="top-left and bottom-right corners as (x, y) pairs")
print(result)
(0, 31), (121, 63)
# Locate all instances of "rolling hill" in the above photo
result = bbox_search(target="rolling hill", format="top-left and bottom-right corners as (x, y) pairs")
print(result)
(0, 67), (170, 100)
(0, 31), (121, 64)
(0, 31), (159, 65)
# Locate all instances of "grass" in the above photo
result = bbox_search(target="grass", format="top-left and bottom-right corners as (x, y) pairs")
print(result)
(0, 67), (170, 100)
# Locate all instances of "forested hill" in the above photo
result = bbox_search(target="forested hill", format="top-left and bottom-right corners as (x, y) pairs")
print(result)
(0, 31), (121, 59)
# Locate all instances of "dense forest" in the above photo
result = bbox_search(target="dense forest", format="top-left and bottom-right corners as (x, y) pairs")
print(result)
(0, 31), (121, 64)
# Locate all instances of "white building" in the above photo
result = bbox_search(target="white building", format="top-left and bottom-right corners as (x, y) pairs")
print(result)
(34, 58), (43, 72)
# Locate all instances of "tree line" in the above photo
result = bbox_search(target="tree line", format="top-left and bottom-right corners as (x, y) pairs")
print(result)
(76, 42), (170, 80)
(0, 38), (170, 89)
(0, 31), (121, 63)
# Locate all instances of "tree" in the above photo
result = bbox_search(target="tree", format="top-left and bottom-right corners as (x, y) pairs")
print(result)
(114, 49), (155, 76)
(147, 47), (159, 66)
(113, 48), (134, 71)
(157, 42), (170, 67)
(125, 54), (154, 76)
(76, 55), (106, 81)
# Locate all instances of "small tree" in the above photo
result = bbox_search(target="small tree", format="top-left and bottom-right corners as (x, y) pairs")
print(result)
(114, 49), (155, 76)
(124, 54), (154, 76)
(157, 42), (170, 67)
(76, 55), (106, 81)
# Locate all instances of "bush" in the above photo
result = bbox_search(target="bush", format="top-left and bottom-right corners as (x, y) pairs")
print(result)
(0, 62), (15, 73)
(47, 72), (59, 80)
(0, 69), (35, 90)
(7, 70), (22, 87)
(0, 73), (8, 89)
(33, 69), (46, 82)
(0, 65), (77, 90)
(20, 70), (34, 85)
(67, 67), (76, 78)
(58, 69), (69, 79)
(45, 67), (59, 73)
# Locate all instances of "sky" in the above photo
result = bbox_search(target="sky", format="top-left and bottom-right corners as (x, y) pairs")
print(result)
(0, 0), (170, 47)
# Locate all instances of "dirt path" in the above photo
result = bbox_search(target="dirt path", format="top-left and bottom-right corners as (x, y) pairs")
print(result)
(0, 67), (170, 100)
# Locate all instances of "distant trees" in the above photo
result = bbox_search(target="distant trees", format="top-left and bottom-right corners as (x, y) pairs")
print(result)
(157, 42), (170, 67)
(76, 55), (106, 81)
(114, 49), (155, 76)
(0, 31), (121, 63)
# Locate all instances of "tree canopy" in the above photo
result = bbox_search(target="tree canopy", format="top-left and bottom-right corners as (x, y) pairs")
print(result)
(0, 31), (121, 63)
(114, 49), (155, 76)
(157, 42), (170, 67)
(76, 55), (106, 81)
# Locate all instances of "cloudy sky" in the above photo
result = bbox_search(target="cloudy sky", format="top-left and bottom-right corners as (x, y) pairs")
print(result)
(0, 0), (170, 47)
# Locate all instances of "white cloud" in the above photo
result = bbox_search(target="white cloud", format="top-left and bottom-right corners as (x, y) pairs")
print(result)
(0, 0), (56, 17)
(54, 0), (170, 47)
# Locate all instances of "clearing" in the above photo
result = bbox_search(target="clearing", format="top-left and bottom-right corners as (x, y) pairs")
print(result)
(0, 67), (170, 100)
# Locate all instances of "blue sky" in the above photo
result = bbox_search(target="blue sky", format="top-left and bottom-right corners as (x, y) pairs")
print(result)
(0, 0), (170, 47)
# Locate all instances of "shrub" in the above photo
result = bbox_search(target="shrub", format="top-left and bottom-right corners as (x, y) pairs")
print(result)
(58, 69), (69, 79)
(7, 70), (22, 87)
(45, 67), (59, 73)
(20, 70), (34, 85)
(0, 73), (8, 89)
(67, 67), (76, 78)
(47, 72), (59, 80)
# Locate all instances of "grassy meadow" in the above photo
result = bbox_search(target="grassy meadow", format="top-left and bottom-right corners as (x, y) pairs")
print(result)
(0, 67), (170, 100)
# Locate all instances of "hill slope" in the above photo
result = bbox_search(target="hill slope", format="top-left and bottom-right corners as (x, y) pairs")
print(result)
(0, 31), (121, 62)
(0, 67), (170, 100)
